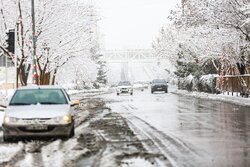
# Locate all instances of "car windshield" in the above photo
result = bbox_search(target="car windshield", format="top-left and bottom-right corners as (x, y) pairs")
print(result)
(118, 81), (131, 86)
(152, 79), (166, 83)
(9, 89), (68, 105)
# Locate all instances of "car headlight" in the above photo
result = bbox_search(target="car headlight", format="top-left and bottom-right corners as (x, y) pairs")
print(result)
(4, 116), (19, 125)
(63, 115), (72, 123)
(52, 115), (72, 124)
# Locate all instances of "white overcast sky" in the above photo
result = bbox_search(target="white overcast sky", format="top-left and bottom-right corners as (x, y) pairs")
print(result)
(97, 0), (180, 50)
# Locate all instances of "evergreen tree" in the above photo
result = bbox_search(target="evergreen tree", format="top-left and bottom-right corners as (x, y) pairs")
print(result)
(93, 54), (107, 88)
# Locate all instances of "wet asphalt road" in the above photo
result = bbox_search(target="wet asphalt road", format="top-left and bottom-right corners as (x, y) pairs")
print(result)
(100, 87), (250, 167)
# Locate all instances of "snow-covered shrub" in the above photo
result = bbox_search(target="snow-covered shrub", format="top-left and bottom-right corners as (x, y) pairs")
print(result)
(178, 74), (220, 94)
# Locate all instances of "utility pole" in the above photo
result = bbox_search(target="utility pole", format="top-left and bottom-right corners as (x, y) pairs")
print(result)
(5, 50), (8, 97)
(15, 0), (19, 89)
(31, 0), (38, 84)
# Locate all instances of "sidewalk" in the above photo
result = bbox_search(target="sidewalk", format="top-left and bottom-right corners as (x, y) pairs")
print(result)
(174, 89), (250, 107)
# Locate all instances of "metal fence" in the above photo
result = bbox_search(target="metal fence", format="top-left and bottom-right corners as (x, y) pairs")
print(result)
(215, 75), (250, 95)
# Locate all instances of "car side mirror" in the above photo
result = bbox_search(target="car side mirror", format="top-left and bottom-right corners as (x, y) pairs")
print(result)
(70, 101), (80, 107)
(0, 104), (6, 112)
(0, 104), (6, 108)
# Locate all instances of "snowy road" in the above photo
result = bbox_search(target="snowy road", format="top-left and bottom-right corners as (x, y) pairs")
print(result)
(0, 89), (250, 167)
(99, 87), (250, 167)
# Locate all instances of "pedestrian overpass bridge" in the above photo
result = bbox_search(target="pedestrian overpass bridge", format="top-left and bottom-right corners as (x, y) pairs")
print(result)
(100, 49), (170, 82)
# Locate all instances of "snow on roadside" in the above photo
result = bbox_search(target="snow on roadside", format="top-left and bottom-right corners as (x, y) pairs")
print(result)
(41, 139), (89, 167)
(66, 88), (110, 95)
(0, 111), (4, 126)
(121, 158), (155, 167)
(174, 89), (250, 107)
(0, 143), (24, 164)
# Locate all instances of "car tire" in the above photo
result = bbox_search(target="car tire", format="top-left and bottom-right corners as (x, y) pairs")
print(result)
(165, 89), (168, 93)
(151, 90), (154, 94)
(130, 92), (133, 95)
(117, 93), (120, 96)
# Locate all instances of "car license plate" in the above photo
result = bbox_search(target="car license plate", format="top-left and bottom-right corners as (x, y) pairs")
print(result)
(26, 125), (48, 130)
(157, 88), (162, 90)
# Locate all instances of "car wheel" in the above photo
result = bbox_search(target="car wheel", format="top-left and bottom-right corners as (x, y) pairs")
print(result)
(165, 89), (168, 93)
(151, 90), (154, 94)
(130, 92), (133, 95)
(117, 93), (120, 96)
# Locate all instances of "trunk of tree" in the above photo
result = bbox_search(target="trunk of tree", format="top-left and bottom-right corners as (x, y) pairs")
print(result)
(19, 64), (31, 86)
(51, 69), (57, 85)
(39, 70), (50, 85)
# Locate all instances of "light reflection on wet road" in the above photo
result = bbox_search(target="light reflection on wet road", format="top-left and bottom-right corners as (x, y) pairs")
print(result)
(101, 88), (250, 167)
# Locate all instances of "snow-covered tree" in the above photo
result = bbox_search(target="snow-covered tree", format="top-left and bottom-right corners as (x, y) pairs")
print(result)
(154, 0), (249, 75)
(93, 54), (107, 89)
(154, 0), (250, 92)
(0, 0), (100, 86)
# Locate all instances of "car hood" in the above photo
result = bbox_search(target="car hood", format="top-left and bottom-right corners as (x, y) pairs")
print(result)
(5, 104), (70, 119)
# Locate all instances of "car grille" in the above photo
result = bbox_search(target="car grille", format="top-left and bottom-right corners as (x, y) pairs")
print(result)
(21, 118), (51, 124)
(18, 126), (55, 133)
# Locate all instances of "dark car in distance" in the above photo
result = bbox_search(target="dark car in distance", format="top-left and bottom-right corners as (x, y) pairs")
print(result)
(151, 79), (168, 94)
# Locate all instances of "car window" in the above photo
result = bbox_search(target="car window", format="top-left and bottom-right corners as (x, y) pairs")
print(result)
(10, 89), (68, 105)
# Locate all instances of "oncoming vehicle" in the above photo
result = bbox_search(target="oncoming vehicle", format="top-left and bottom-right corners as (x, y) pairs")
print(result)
(133, 81), (144, 89)
(116, 81), (133, 95)
(1, 85), (80, 142)
(133, 81), (148, 90)
(151, 79), (168, 94)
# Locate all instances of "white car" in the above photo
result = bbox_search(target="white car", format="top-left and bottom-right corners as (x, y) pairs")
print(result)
(133, 81), (149, 90)
(1, 85), (79, 142)
(133, 81), (144, 89)
(116, 81), (133, 95)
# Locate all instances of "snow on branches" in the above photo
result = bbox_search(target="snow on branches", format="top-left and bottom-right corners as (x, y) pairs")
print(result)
(154, 0), (249, 76)
(0, 0), (100, 85)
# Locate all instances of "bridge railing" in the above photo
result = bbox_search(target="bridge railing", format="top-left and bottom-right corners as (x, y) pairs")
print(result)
(101, 49), (158, 62)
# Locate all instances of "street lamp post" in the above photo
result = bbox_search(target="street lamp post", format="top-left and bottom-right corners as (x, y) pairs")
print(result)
(31, 0), (38, 84)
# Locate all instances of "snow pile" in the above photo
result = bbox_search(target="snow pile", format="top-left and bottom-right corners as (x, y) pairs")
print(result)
(0, 111), (4, 125)
(99, 150), (123, 167)
(0, 144), (24, 164)
(42, 139), (89, 167)
(0, 91), (6, 126)
(121, 157), (155, 167)
(66, 87), (110, 95)
(174, 89), (250, 107)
